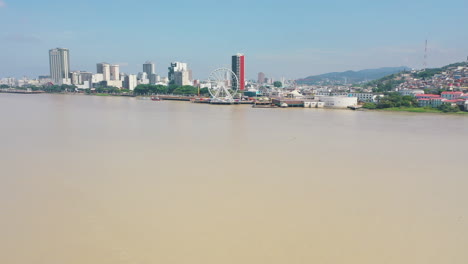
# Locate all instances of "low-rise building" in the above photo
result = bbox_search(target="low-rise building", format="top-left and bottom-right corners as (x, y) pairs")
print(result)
(418, 98), (444, 108)
(272, 99), (304, 107)
(415, 94), (440, 99)
(285, 90), (304, 99)
(441, 91), (463, 100)
(105, 80), (123, 88)
(399, 89), (425, 96)
(348, 93), (383, 103)
(319, 96), (358, 108)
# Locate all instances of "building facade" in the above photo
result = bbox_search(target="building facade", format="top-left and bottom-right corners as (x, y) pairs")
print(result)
(110, 65), (120, 81)
(441, 91), (463, 100)
(143, 61), (155, 76)
(258, 72), (265, 84)
(318, 96), (358, 108)
(92, 73), (104, 84)
(168, 62), (189, 85)
(97, 63), (111, 81)
(49, 48), (70, 85)
(399, 89), (425, 96)
(124, 74), (138, 91)
(174, 71), (191, 86)
(348, 93), (383, 103)
(149, 74), (160, 85)
(70, 71), (81, 85)
(232, 53), (245, 90)
(79, 72), (93, 89)
(418, 98), (444, 107)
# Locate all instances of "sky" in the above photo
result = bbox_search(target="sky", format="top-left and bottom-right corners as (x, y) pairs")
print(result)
(0, 0), (467, 80)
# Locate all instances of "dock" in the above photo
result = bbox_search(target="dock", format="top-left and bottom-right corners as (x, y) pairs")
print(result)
(191, 98), (254, 105)
(0, 89), (45, 94)
(158, 95), (193, 101)
(348, 105), (363, 110)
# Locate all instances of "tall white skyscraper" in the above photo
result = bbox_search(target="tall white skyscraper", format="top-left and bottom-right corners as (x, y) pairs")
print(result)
(49, 48), (70, 85)
(124, 74), (138, 91)
(110, 65), (120, 81)
(97, 62), (111, 81)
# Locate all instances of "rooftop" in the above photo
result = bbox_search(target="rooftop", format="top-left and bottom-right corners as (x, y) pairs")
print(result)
(441, 91), (463, 95)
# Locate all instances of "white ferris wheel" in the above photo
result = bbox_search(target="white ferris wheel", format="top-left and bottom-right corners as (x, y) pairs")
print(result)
(208, 68), (239, 102)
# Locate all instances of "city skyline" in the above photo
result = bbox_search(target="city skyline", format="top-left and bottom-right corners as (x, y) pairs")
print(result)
(1, 0), (468, 79)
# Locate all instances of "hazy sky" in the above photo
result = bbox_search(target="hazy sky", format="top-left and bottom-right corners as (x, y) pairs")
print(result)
(1, 0), (467, 80)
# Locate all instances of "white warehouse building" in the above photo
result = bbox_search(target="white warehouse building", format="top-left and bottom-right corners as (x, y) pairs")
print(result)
(348, 93), (383, 103)
(319, 96), (358, 108)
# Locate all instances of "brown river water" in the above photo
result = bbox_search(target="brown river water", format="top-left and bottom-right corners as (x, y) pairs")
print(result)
(1, 94), (468, 264)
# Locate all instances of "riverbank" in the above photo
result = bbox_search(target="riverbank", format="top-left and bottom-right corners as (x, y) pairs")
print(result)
(3, 92), (468, 115)
(376, 107), (468, 115)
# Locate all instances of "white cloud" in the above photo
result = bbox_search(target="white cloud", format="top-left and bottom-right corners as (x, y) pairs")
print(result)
(0, 0), (6, 8)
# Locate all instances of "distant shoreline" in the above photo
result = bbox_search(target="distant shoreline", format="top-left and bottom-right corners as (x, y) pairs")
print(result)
(3, 92), (468, 115)
(372, 107), (468, 115)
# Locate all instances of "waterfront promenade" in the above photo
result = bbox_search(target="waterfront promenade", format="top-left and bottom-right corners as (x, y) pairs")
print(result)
(0, 89), (45, 94)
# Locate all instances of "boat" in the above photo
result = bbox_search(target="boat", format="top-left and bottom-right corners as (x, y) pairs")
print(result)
(151, 96), (161, 101)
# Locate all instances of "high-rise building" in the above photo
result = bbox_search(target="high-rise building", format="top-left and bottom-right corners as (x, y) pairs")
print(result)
(137, 72), (149, 85)
(80, 72), (93, 89)
(102, 64), (110, 81)
(258, 72), (265, 84)
(232, 53), (245, 90)
(70, 71), (92, 89)
(143, 61), (155, 76)
(168, 62), (189, 85)
(96, 62), (105, 74)
(124, 74), (138, 91)
(92, 73), (104, 84)
(97, 63), (111, 81)
(49, 48), (70, 85)
(110, 65), (120, 81)
(119, 72), (127, 82)
(70, 71), (82, 85)
(149, 74), (160, 85)
(174, 71), (190, 86)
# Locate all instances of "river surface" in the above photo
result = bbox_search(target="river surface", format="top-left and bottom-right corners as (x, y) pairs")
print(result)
(1, 94), (468, 264)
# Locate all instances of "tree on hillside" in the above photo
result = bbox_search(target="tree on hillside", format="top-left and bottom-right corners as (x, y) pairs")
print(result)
(376, 93), (418, 109)
(273, 81), (282, 88)
(438, 104), (460, 113)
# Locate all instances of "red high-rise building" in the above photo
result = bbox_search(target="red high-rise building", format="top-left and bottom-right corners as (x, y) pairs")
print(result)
(231, 53), (245, 91)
